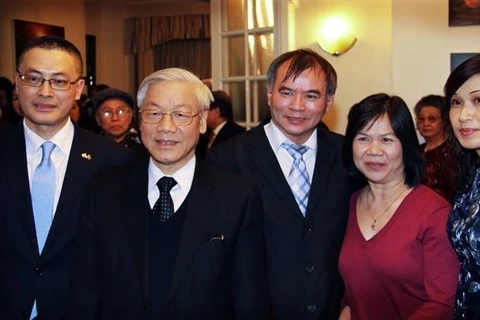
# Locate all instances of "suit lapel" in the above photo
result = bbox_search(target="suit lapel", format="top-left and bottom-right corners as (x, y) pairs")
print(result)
(168, 161), (216, 299)
(4, 125), (38, 255)
(122, 161), (150, 301)
(248, 126), (303, 217)
(44, 129), (97, 256)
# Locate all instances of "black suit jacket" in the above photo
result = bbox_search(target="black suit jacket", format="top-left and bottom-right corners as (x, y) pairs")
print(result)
(196, 120), (246, 159)
(211, 120), (246, 148)
(68, 159), (271, 320)
(207, 124), (353, 320)
(0, 124), (131, 320)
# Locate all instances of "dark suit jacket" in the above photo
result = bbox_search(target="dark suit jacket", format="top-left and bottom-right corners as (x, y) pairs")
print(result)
(0, 124), (131, 320)
(207, 124), (353, 320)
(196, 120), (246, 159)
(211, 120), (246, 148)
(68, 159), (271, 320)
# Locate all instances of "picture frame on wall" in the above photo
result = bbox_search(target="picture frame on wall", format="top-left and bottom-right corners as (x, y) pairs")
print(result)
(449, 0), (480, 26)
(13, 19), (65, 65)
(451, 53), (479, 71)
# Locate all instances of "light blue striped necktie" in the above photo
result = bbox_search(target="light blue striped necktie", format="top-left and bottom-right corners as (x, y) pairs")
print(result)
(31, 141), (56, 254)
(281, 141), (310, 216)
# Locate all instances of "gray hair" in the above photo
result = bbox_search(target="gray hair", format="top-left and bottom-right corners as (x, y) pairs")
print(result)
(137, 68), (213, 111)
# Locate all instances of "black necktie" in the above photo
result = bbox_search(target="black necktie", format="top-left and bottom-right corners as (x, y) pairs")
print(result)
(152, 177), (177, 223)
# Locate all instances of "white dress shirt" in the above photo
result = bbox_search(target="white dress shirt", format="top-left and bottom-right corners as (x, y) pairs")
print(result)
(147, 155), (196, 211)
(263, 120), (317, 184)
(24, 119), (74, 216)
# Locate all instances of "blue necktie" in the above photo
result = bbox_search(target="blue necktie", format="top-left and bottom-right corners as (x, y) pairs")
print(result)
(152, 177), (177, 223)
(30, 142), (56, 319)
(281, 141), (311, 216)
(31, 141), (56, 254)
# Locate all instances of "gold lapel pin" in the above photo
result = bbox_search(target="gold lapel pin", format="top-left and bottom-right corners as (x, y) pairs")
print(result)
(81, 153), (92, 161)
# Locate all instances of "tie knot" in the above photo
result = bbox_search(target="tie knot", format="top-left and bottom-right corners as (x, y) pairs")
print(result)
(157, 176), (177, 193)
(41, 141), (56, 162)
(281, 141), (309, 160)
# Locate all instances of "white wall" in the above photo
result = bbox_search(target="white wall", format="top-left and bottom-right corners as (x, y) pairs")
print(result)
(291, 0), (393, 134)
(392, 0), (480, 111)
(290, 0), (480, 135)
(0, 0), (85, 80)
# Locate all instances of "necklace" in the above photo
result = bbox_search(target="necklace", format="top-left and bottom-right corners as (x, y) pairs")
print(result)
(366, 187), (408, 231)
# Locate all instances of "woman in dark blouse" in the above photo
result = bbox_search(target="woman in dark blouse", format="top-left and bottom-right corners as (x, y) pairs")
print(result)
(445, 53), (480, 319)
(414, 94), (457, 203)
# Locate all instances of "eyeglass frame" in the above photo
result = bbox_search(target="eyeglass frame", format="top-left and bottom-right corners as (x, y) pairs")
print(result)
(97, 108), (132, 119)
(16, 73), (82, 91)
(139, 107), (203, 126)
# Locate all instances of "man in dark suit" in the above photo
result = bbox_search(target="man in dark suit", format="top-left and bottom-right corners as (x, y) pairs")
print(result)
(196, 90), (245, 158)
(207, 49), (353, 319)
(0, 36), (131, 319)
(68, 68), (271, 319)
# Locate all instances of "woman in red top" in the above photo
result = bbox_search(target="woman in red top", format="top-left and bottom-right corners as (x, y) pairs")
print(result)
(339, 93), (459, 320)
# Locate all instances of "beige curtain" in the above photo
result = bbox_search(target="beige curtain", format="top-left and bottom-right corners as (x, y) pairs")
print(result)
(154, 39), (211, 80)
(127, 15), (211, 87)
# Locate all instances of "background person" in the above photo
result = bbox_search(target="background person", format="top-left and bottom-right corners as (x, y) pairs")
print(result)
(0, 36), (131, 320)
(12, 83), (24, 119)
(339, 93), (459, 320)
(445, 53), (480, 319)
(414, 94), (457, 203)
(0, 76), (22, 125)
(69, 100), (81, 123)
(196, 90), (245, 158)
(91, 88), (142, 150)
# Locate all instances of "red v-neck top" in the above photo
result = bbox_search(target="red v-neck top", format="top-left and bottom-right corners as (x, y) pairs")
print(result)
(339, 185), (459, 320)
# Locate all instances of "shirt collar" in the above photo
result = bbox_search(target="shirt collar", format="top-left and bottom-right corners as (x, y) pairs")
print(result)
(212, 120), (227, 135)
(24, 119), (75, 156)
(264, 119), (317, 153)
(148, 155), (196, 193)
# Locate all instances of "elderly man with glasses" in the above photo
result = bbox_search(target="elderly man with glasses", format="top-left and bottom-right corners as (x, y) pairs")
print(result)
(0, 36), (131, 319)
(68, 67), (271, 320)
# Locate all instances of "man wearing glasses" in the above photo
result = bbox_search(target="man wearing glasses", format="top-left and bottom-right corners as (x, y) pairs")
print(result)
(0, 36), (131, 319)
(68, 68), (271, 319)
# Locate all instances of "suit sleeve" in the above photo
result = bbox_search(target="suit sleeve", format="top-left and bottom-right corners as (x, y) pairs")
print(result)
(68, 180), (102, 320)
(233, 184), (272, 319)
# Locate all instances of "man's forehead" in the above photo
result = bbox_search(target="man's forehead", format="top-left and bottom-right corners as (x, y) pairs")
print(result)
(19, 48), (82, 75)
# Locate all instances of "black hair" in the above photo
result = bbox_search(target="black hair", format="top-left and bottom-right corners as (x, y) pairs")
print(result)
(17, 36), (83, 77)
(444, 53), (480, 191)
(210, 90), (233, 120)
(266, 48), (337, 96)
(343, 93), (423, 187)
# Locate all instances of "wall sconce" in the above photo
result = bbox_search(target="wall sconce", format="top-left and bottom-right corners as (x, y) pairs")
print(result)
(317, 17), (356, 56)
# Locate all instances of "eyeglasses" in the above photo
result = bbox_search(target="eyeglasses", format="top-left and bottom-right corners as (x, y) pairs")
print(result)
(98, 108), (131, 119)
(17, 73), (81, 91)
(140, 109), (200, 126)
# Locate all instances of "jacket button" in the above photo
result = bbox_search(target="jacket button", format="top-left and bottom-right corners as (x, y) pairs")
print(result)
(305, 265), (315, 273)
(306, 304), (317, 312)
(303, 226), (313, 236)
(35, 267), (45, 276)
